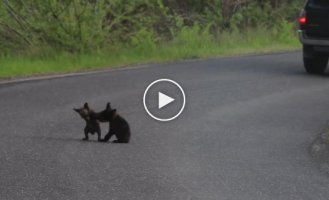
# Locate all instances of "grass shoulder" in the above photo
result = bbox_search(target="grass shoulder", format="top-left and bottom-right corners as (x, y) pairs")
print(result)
(0, 28), (301, 79)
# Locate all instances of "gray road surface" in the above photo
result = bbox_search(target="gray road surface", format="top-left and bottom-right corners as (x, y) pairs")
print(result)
(1, 52), (329, 200)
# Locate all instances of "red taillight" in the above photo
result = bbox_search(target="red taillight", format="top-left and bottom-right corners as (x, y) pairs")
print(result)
(299, 16), (307, 25)
(299, 9), (307, 25)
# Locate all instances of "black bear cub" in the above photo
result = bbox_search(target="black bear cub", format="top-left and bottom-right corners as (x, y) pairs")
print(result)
(74, 103), (101, 141)
(95, 103), (131, 143)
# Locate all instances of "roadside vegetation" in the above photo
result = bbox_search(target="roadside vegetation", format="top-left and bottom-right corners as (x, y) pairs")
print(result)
(0, 0), (303, 78)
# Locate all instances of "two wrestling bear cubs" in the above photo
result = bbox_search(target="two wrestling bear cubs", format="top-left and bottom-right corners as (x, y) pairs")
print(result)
(74, 102), (131, 143)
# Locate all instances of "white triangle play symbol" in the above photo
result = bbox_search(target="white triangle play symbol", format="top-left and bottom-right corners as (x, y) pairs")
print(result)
(158, 92), (175, 109)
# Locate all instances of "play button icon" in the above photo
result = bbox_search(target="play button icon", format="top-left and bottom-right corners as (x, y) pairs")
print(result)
(143, 79), (186, 122)
(158, 92), (175, 109)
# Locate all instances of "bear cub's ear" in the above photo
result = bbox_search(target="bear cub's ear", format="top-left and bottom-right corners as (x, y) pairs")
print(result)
(84, 102), (89, 110)
(106, 102), (111, 110)
(73, 108), (80, 113)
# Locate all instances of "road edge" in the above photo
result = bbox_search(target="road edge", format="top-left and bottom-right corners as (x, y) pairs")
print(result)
(0, 50), (300, 86)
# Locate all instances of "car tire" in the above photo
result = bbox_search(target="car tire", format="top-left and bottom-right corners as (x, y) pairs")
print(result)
(303, 45), (328, 74)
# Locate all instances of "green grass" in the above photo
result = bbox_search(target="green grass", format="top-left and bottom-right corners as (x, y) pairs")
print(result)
(0, 27), (301, 79)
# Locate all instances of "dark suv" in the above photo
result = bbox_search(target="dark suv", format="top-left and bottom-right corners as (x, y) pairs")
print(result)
(299, 0), (329, 74)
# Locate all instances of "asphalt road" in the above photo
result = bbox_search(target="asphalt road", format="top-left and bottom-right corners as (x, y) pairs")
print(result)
(1, 51), (329, 200)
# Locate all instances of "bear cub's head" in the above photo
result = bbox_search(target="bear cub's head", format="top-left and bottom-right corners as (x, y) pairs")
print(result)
(74, 102), (92, 121)
(96, 102), (117, 122)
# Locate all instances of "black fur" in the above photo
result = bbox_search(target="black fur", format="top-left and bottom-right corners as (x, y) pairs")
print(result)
(95, 103), (131, 143)
(74, 103), (101, 141)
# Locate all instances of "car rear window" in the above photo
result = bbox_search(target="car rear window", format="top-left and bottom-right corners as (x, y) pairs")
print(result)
(311, 0), (329, 6)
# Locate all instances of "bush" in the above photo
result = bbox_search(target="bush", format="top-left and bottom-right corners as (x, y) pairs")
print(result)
(0, 0), (303, 55)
